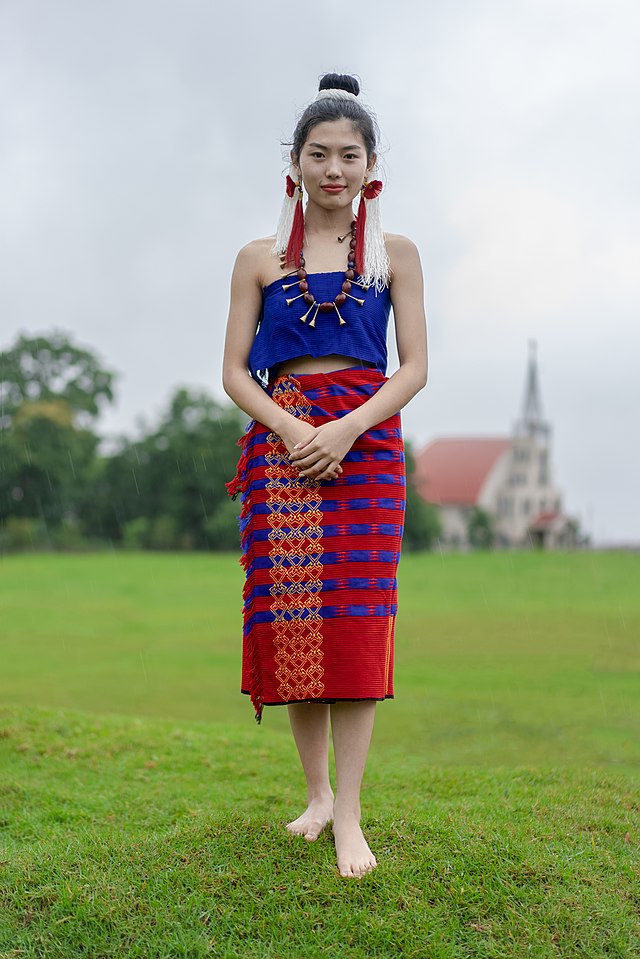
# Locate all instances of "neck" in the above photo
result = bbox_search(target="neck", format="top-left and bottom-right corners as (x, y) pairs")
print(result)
(303, 200), (354, 238)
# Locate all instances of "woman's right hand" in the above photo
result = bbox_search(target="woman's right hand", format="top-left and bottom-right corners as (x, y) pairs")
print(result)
(278, 417), (343, 481)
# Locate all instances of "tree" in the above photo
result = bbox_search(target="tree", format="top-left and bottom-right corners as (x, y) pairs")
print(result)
(0, 332), (116, 539)
(87, 387), (247, 550)
(0, 329), (116, 429)
(4, 398), (99, 526)
(402, 442), (442, 551)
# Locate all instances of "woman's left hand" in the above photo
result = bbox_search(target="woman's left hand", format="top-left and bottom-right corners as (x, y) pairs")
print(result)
(288, 416), (360, 481)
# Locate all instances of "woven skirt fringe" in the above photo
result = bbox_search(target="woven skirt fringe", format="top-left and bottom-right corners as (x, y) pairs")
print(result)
(226, 367), (406, 722)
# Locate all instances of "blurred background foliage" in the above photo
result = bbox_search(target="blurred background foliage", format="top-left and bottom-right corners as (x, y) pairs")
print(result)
(1, 331), (440, 552)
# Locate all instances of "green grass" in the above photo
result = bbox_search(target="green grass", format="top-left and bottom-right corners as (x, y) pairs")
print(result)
(1, 550), (639, 957)
(1, 550), (639, 766)
(1, 704), (639, 958)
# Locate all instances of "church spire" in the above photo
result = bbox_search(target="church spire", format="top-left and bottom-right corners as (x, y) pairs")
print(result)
(516, 340), (550, 438)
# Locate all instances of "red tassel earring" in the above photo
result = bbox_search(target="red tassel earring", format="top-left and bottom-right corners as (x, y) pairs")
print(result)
(285, 175), (305, 268)
(273, 169), (305, 268)
(354, 178), (383, 279)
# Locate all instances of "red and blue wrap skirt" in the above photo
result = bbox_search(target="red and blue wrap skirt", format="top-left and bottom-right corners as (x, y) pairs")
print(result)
(226, 367), (405, 722)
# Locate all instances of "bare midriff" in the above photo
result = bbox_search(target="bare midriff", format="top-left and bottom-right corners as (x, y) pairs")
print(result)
(272, 354), (376, 377)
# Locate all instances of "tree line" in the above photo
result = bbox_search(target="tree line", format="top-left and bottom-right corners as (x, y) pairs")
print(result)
(0, 331), (441, 553)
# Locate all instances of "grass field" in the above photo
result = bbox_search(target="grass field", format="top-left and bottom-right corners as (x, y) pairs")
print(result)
(1, 550), (639, 766)
(1, 550), (639, 957)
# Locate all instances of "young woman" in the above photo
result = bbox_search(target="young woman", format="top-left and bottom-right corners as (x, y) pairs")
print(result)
(223, 73), (428, 878)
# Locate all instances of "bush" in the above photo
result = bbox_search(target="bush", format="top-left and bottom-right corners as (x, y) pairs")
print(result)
(403, 490), (442, 551)
(467, 507), (495, 549)
(205, 499), (242, 551)
(122, 516), (152, 550)
(48, 519), (92, 551)
(148, 514), (179, 550)
(0, 516), (51, 553)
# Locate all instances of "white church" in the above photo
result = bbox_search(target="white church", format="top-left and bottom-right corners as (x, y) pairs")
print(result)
(414, 342), (581, 549)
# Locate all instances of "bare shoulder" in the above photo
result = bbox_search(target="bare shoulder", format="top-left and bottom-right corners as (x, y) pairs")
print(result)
(234, 235), (280, 287)
(385, 232), (419, 255)
(384, 233), (422, 279)
(384, 233), (422, 276)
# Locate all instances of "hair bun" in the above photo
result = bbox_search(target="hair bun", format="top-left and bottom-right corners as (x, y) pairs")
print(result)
(318, 73), (360, 97)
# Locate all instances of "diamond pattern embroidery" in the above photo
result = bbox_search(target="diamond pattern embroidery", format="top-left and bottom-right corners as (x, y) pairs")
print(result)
(266, 376), (325, 702)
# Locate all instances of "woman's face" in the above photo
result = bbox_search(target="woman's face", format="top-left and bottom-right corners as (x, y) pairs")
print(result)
(293, 118), (375, 213)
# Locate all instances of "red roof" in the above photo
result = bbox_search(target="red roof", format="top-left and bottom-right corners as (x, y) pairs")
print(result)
(414, 437), (510, 506)
(529, 510), (561, 529)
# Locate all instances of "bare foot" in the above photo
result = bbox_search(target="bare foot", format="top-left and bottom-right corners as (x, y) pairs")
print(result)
(332, 806), (377, 878)
(286, 793), (334, 842)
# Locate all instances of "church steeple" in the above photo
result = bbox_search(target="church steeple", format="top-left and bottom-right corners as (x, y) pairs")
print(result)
(515, 340), (550, 439)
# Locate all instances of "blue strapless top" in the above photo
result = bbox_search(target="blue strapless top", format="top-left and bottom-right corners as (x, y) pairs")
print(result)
(248, 271), (392, 385)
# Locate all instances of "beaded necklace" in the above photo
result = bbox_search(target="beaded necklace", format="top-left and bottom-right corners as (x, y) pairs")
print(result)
(280, 221), (369, 328)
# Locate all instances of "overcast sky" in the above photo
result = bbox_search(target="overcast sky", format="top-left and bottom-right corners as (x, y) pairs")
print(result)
(2, 0), (638, 545)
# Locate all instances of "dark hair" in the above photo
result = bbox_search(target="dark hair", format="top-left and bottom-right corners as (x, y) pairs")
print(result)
(289, 73), (379, 163)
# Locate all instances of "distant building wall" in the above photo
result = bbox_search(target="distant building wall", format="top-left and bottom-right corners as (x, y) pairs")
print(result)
(491, 435), (564, 546)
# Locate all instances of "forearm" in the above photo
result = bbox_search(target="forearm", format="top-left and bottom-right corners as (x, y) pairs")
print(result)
(346, 361), (427, 435)
(222, 367), (293, 435)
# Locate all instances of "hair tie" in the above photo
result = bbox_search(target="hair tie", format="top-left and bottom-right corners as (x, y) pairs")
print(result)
(314, 89), (360, 103)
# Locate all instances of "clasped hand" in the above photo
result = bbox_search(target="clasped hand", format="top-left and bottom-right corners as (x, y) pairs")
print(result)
(282, 417), (360, 482)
